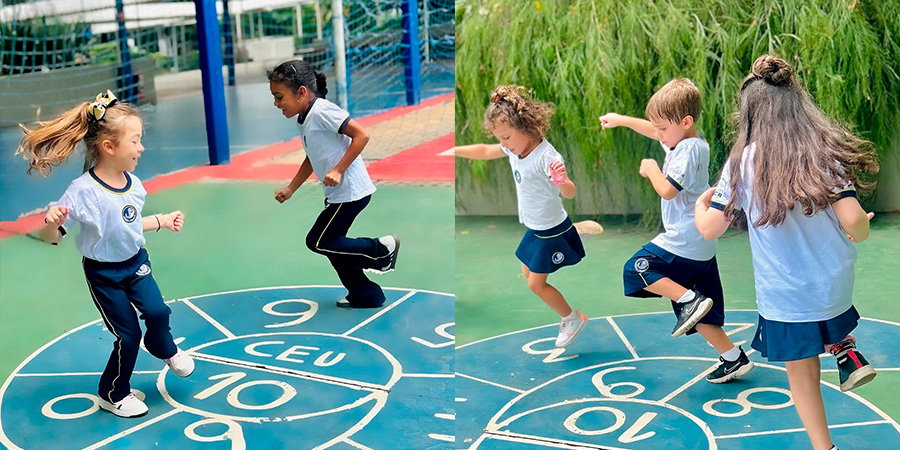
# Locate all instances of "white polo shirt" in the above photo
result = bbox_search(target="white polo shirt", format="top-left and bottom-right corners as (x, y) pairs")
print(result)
(501, 139), (568, 231)
(650, 137), (717, 261)
(297, 98), (376, 203)
(711, 143), (857, 322)
(56, 169), (146, 262)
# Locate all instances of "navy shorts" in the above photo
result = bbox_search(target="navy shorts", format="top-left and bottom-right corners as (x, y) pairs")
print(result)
(751, 306), (860, 362)
(516, 217), (585, 274)
(623, 243), (725, 335)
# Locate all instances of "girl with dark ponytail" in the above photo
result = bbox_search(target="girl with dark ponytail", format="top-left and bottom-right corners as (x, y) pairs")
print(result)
(267, 60), (399, 308)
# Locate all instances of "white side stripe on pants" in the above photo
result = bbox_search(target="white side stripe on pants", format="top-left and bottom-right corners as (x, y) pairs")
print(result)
(315, 202), (389, 260)
(83, 257), (125, 403)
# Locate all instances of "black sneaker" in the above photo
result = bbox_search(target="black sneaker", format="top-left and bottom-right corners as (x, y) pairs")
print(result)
(829, 337), (877, 392)
(365, 235), (400, 274)
(335, 298), (383, 309)
(707, 347), (755, 383)
(671, 292), (713, 337)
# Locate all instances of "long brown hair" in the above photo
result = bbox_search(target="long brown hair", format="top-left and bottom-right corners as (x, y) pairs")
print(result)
(725, 54), (879, 227)
(482, 85), (555, 140)
(16, 99), (140, 176)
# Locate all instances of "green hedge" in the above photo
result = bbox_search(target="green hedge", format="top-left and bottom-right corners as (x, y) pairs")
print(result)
(456, 0), (900, 225)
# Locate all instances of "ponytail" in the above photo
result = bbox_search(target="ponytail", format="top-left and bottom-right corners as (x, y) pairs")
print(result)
(315, 72), (328, 98)
(16, 92), (140, 176)
(17, 103), (93, 176)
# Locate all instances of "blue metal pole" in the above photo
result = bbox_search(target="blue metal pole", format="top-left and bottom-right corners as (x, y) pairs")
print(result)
(194, 0), (230, 165)
(400, 0), (421, 105)
(114, 0), (136, 103)
(223, 0), (235, 86)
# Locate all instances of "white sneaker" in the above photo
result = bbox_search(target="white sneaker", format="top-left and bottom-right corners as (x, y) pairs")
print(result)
(555, 310), (588, 348)
(365, 235), (400, 274)
(98, 391), (148, 418)
(165, 348), (195, 378)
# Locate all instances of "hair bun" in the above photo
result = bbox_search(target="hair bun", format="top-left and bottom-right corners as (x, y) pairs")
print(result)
(751, 54), (793, 86)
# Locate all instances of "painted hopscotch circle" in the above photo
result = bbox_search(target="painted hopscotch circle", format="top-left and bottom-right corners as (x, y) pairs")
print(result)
(0, 286), (454, 449)
(456, 310), (900, 450)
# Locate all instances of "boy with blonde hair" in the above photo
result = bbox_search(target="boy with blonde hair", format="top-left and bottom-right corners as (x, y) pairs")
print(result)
(599, 78), (753, 383)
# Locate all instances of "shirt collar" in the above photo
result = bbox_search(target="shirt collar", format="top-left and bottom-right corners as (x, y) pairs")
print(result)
(89, 168), (132, 193)
(297, 97), (318, 125)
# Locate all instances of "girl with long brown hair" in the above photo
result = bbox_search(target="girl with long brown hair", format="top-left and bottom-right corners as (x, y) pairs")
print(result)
(17, 91), (194, 418)
(695, 55), (880, 450)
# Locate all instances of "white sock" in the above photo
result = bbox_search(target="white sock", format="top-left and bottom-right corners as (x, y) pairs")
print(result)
(830, 446), (838, 450)
(676, 290), (695, 304)
(562, 309), (579, 321)
(721, 346), (741, 362)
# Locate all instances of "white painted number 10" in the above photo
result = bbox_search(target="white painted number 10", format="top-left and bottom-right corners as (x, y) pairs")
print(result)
(194, 372), (297, 410)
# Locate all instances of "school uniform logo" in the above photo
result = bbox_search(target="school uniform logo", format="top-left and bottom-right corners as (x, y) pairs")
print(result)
(514, 170), (522, 183)
(122, 205), (138, 223)
(552, 252), (565, 264)
(135, 264), (151, 276)
(635, 258), (650, 273)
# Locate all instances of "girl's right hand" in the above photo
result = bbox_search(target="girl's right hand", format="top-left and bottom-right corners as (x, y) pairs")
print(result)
(275, 187), (294, 203)
(599, 113), (623, 129)
(696, 187), (716, 209)
(45, 206), (68, 226)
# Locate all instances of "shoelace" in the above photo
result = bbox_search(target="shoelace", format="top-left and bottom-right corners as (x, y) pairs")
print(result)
(830, 339), (856, 356)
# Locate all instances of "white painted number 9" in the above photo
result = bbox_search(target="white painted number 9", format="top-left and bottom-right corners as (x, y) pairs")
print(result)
(592, 367), (646, 399)
(263, 299), (318, 328)
(185, 418), (246, 450)
(412, 322), (455, 348)
(521, 337), (578, 364)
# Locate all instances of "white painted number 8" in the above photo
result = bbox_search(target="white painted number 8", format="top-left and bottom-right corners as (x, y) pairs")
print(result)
(703, 387), (793, 418)
(41, 390), (146, 420)
(185, 418), (246, 450)
(41, 393), (100, 420)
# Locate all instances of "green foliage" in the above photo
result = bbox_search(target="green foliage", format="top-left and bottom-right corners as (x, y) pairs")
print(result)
(456, 0), (900, 225)
(0, 18), (93, 75)
(87, 42), (119, 65)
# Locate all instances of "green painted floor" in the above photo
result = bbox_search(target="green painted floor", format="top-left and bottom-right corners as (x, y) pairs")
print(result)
(455, 213), (900, 421)
(0, 183), (454, 382)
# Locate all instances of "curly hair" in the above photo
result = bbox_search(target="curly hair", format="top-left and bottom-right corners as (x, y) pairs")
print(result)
(482, 85), (555, 140)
